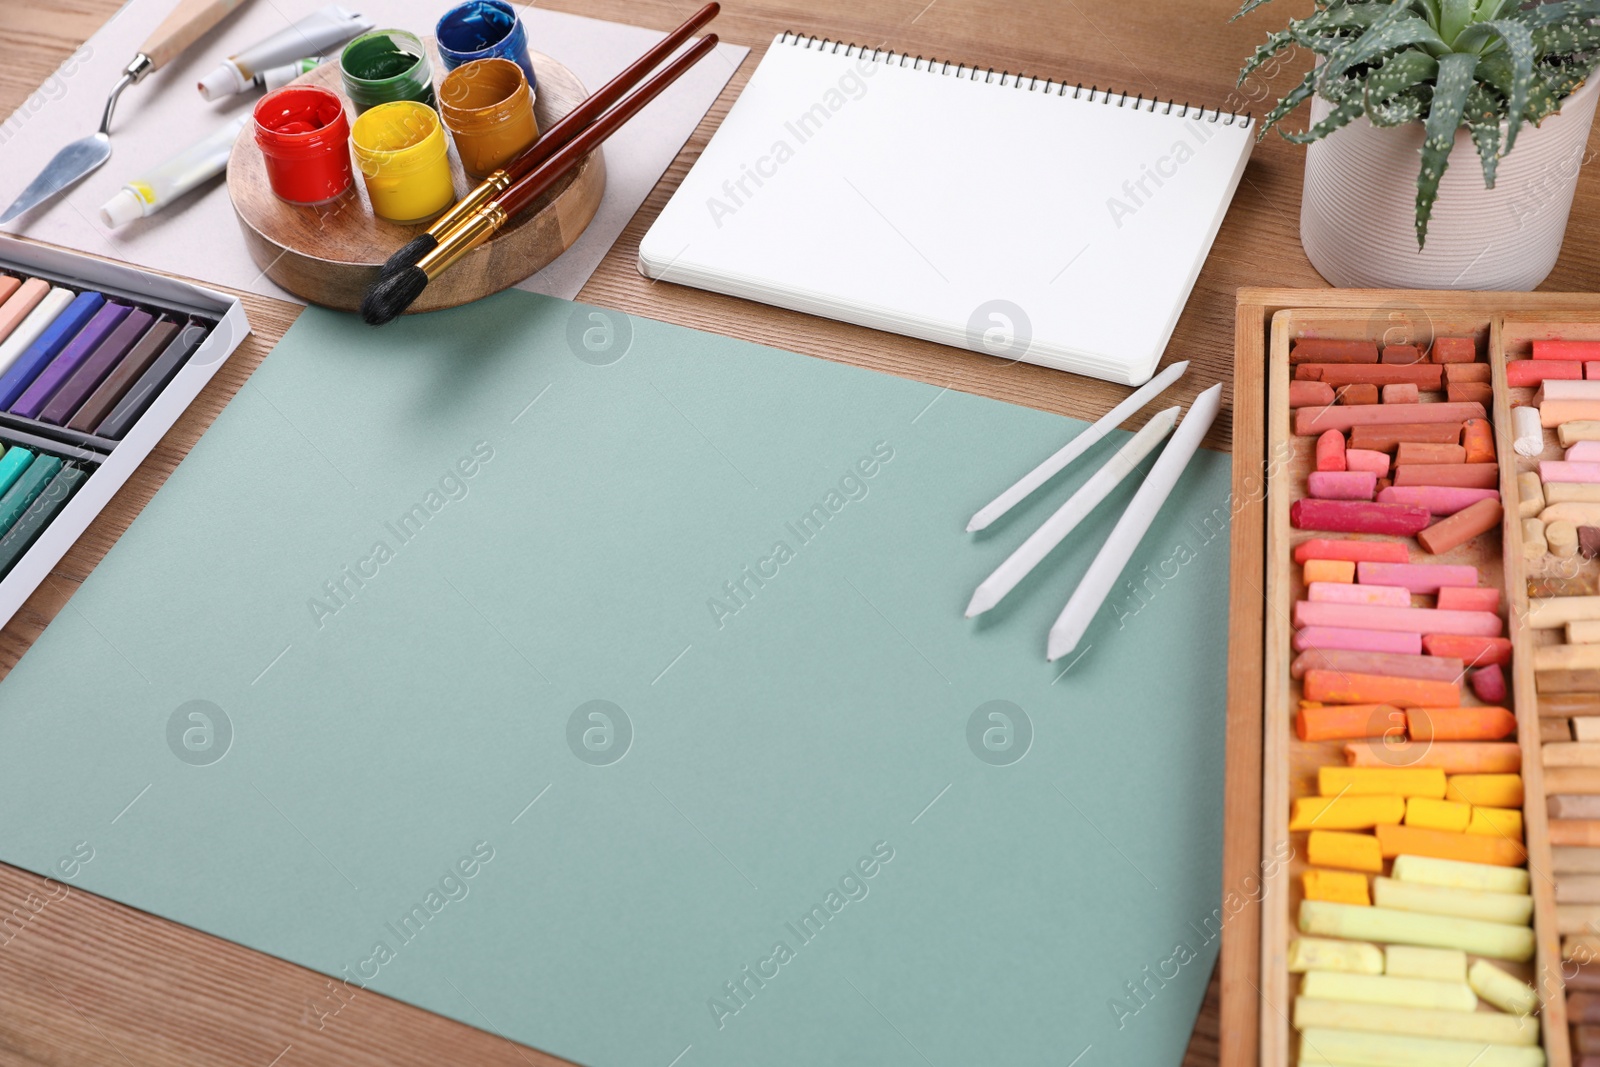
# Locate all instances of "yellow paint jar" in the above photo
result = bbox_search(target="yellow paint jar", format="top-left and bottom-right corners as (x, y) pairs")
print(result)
(350, 101), (455, 222)
(438, 58), (539, 179)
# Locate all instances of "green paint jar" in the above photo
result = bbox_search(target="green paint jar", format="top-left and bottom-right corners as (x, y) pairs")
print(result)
(340, 29), (436, 113)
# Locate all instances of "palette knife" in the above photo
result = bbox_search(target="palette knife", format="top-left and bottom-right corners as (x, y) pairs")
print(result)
(1, 0), (249, 225)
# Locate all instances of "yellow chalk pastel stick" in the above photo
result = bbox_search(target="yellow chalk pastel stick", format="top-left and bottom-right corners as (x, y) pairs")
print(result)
(1406, 796), (1471, 833)
(1307, 830), (1384, 873)
(1391, 853), (1531, 894)
(1287, 937), (1384, 975)
(1469, 959), (1540, 1016)
(1372, 876), (1533, 926)
(1305, 869), (1370, 905)
(1291, 794), (1406, 831)
(1384, 944), (1466, 982)
(1296, 1028), (1545, 1067)
(1299, 970), (1476, 1011)
(1320, 766), (1448, 798)
(1446, 773), (1524, 808)
(1292, 996), (1536, 1046)
(1299, 900), (1536, 961)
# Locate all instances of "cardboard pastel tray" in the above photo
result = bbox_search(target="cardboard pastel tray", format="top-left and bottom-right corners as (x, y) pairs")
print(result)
(1224, 289), (1600, 1067)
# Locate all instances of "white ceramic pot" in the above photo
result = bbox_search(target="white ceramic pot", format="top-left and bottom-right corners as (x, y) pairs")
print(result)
(1300, 76), (1600, 290)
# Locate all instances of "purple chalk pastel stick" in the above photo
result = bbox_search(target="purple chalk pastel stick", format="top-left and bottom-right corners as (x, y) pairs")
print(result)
(38, 307), (153, 425)
(11, 301), (131, 419)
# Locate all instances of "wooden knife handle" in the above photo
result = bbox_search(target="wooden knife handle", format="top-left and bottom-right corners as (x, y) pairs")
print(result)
(138, 0), (246, 71)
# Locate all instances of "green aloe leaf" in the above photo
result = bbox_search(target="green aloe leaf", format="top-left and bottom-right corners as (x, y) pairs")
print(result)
(1439, 0), (1477, 45)
(1322, 4), (1449, 83)
(1416, 51), (1477, 247)
(1525, 61), (1597, 123)
(1464, 83), (1502, 186)
(1240, 4), (1394, 83)
(1458, 20), (1533, 150)
(1367, 90), (1427, 124)
(1283, 85), (1370, 142)
(1507, 0), (1600, 30)
(1258, 68), (1321, 139)
(1365, 47), (1440, 101)
(1232, 0), (1281, 22)
(1533, 20), (1600, 58)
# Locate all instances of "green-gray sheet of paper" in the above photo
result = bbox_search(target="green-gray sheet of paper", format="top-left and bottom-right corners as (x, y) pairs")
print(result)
(0, 291), (1232, 1067)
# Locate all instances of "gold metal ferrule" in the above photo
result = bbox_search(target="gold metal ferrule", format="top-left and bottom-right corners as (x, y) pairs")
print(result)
(417, 204), (508, 279)
(426, 170), (514, 239)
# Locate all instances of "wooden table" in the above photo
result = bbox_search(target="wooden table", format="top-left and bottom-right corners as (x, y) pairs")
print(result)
(6, 1), (1600, 1064)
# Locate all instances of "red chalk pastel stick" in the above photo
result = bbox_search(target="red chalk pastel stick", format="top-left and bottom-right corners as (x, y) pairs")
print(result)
(1292, 626), (1422, 655)
(1292, 600), (1503, 637)
(1356, 561), (1477, 594)
(1431, 338), (1476, 363)
(1316, 429), (1347, 472)
(1391, 463), (1499, 490)
(1421, 633), (1511, 667)
(1535, 340), (1600, 360)
(1435, 586), (1499, 612)
(1289, 380), (1336, 408)
(1308, 471), (1377, 500)
(1308, 365), (1445, 388)
(1376, 486), (1499, 515)
(1290, 647), (1465, 682)
(1295, 402), (1486, 436)
(1507, 359), (1583, 387)
(1292, 538), (1410, 565)
(1417, 498), (1503, 556)
(1290, 339), (1380, 364)
(1290, 499), (1431, 535)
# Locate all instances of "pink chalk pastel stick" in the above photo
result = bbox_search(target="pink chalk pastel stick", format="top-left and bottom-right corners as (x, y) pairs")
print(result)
(1316, 429), (1346, 472)
(1540, 460), (1600, 483)
(1307, 582), (1411, 607)
(1290, 499), (1432, 535)
(1345, 449), (1391, 477)
(1436, 586), (1499, 612)
(1376, 485), (1500, 515)
(1292, 600), (1503, 637)
(1472, 663), (1508, 703)
(1356, 561), (1479, 594)
(1308, 470), (1378, 500)
(1569, 440), (1600, 463)
(1290, 648), (1466, 682)
(1292, 626), (1423, 655)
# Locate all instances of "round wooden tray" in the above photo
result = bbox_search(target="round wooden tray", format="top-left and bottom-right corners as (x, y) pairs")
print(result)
(227, 44), (605, 315)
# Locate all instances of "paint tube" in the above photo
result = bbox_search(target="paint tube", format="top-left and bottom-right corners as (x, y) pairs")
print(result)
(99, 117), (249, 228)
(254, 56), (327, 93)
(197, 5), (373, 101)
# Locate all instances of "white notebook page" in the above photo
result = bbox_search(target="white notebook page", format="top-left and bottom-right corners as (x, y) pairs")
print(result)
(640, 35), (1254, 385)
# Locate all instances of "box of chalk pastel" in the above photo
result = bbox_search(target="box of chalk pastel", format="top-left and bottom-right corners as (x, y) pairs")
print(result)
(1226, 289), (1600, 1067)
(0, 235), (248, 627)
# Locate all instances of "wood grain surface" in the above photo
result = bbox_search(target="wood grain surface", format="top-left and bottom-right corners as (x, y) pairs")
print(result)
(230, 45), (606, 313)
(4, 0), (1600, 1063)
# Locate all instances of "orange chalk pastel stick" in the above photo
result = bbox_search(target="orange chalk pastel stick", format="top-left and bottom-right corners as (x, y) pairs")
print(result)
(1307, 830), (1385, 872)
(1417, 499), (1504, 556)
(1291, 339), (1380, 364)
(1297, 704), (1401, 742)
(1305, 669), (1459, 707)
(1462, 419), (1495, 464)
(1345, 740), (1521, 773)
(1419, 634), (1510, 667)
(1392, 463), (1499, 489)
(1404, 706), (1517, 741)
(1373, 822), (1526, 865)
(1293, 539), (1410, 565)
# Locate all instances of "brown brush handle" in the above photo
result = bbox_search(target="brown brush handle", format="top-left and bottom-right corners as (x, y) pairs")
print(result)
(139, 0), (246, 70)
(498, 34), (720, 219)
(500, 3), (718, 182)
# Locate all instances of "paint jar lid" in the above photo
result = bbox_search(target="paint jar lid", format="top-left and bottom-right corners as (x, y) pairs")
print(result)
(99, 188), (144, 229)
(351, 101), (449, 175)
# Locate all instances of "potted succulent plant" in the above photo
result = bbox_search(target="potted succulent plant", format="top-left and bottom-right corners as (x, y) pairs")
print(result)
(1236, 0), (1600, 289)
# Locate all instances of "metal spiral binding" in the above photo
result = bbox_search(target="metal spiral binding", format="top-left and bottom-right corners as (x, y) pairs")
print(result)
(777, 31), (1253, 127)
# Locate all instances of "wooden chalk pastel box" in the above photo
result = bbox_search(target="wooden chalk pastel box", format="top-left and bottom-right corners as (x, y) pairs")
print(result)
(1223, 290), (1600, 1067)
(227, 42), (605, 315)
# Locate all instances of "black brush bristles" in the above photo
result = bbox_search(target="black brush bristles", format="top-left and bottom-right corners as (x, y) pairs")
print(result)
(380, 233), (439, 278)
(360, 266), (428, 326)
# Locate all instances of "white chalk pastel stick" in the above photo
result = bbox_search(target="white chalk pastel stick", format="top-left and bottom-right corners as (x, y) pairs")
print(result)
(1046, 383), (1222, 660)
(1512, 405), (1544, 457)
(966, 360), (1189, 532)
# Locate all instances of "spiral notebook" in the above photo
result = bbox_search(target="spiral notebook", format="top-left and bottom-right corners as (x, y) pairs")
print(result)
(639, 33), (1256, 385)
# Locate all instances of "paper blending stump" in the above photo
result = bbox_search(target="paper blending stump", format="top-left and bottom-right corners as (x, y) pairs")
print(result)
(0, 292), (1231, 1067)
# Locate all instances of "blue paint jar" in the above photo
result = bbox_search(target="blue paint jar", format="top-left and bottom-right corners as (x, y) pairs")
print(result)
(435, 0), (536, 90)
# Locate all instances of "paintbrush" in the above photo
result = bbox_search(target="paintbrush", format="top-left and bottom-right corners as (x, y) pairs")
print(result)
(379, 2), (720, 278)
(362, 33), (720, 325)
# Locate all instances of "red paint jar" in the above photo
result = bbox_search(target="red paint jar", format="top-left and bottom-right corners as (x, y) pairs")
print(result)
(253, 85), (354, 205)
